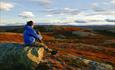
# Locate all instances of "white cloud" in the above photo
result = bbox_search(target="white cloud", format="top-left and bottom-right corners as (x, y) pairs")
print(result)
(46, 14), (53, 17)
(64, 8), (75, 11)
(111, 0), (115, 4)
(0, 2), (14, 11)
(73, 15), (106, 24)
(61, 10), (115, 25)
(87, 11), (115, 16)
(92, 3), (99, 7)
(44, 8), (80, 15)
(91, 1), (115, 12)
(38, 8), (115, 25)
(19, 11), (35, 18)
(91, 3), (106, 12)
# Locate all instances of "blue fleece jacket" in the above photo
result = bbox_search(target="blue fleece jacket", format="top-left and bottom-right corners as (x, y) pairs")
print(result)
(23, 25), (42, 45)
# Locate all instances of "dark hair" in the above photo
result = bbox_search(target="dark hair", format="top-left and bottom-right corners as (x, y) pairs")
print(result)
(27, 21), (34, 26)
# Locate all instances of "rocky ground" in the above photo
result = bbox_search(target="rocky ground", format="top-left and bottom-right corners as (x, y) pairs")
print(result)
(0, 30), (115, 70)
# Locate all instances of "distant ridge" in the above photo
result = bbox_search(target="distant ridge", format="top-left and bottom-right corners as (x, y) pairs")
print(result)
(0, 25), (115, 32)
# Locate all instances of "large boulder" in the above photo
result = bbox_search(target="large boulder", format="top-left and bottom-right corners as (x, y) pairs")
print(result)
(0, 43), (45, 70)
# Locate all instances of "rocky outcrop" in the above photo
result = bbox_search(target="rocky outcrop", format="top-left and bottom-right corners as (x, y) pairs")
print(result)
(72, 31), (97, 37)
(0, 43), (45, 70)
(0, 43), (114, 70)
(103, 40), (115, 45)
(58, 54), (113, 70)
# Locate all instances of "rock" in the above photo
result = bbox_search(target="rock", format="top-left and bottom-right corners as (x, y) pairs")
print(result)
(72, 31), (96, 37)
(82, 59), (91, 65)
(104, 40), (115, 44)
(55, 34), (65, 39)
(35, 62), (50, 70)
(61, 54), (113, 70)
(89, 61), (113, 70)
(109, 30), (115, 33)
(76, 43), (103, 51)
(0, 43), (45, 70)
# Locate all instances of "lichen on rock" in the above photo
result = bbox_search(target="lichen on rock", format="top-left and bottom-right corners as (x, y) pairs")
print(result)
(0, 43), (45, 70)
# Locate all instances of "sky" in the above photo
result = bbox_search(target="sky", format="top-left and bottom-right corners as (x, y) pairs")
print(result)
(0, 0), (115, 26)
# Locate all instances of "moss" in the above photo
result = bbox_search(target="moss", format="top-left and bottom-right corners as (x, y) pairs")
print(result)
(0, 43), (44, 70)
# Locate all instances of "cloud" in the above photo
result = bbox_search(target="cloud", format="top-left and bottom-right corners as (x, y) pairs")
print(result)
(72, 12), (115, 25)
(46, 14), (53, 17)
(87, 11), (115, 16)
(44, 8), (80, 15)
(19, 11), (35, 18)
(31, 0), (52, 7)
(0, 2), (14, 11)
(68, 13), (108, 24)
(91, 3), (106, 12)
(91, 1), (115, 12)
(74, 20), (87, 23)
(105, 19), (115, 22)
(111, 0), (115, 4)
(74, 19), (105, 24)
(41, 8), (115, 25)
(92, 3), (98, 7)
